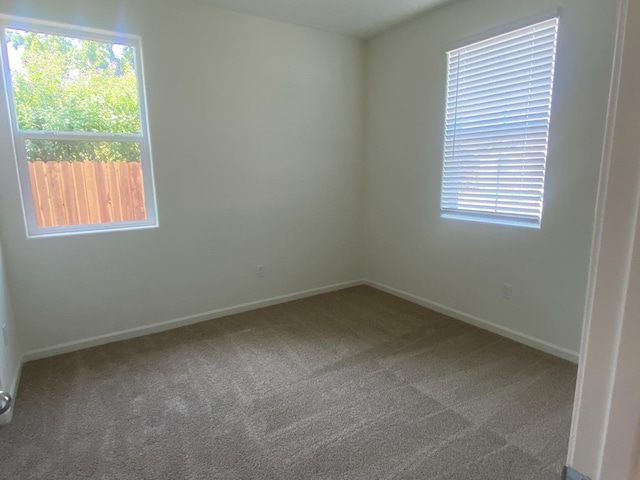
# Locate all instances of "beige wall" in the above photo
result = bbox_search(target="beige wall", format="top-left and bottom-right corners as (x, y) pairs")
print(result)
(363, 0), (618, 357)
(0, 0), (365, 353)
(0, 0), (619, 364)
(569, 0), (640, 476)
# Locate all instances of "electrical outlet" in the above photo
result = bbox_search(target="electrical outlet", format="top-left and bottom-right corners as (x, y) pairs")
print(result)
(500, 283), (513, 300)
(257, 265), (266, 278)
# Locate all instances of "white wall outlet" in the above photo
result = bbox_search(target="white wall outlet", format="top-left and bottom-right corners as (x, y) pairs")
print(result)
(501, 283), (513, 300)
(257, 265), (266, 278)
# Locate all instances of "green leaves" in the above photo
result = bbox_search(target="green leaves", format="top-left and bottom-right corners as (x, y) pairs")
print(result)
(25, 139), (141, 163)
(7, 29), (142, 162)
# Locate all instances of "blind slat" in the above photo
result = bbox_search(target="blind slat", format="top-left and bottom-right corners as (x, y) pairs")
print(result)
(449, 49), (556, 88)
(446, 95), (552, 118)
(449, 37), (557, 75)
(446, 73), (554, 104)
(445, 108), (551, 128)
(449, 72), (554, 96)
(450, 23), (558, 62)
(444, 120), (549, 137)
(444, 128), (550, 144)
(445, 145), (548, 154)
(446, 89), (552, 115)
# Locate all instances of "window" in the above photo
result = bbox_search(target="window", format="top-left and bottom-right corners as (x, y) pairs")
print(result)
(441, 17), (559, 228)
(1, 19), (157, 237)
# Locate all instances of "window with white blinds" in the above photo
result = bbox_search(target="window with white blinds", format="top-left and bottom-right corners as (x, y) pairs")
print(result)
(441, 17), (559, 228)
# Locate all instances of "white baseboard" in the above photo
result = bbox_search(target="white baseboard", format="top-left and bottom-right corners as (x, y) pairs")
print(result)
(0, 360), (23, 426)
(23, 279), (365, 362)
(22, 277), (579, 364)
(364, 279), (580, 363)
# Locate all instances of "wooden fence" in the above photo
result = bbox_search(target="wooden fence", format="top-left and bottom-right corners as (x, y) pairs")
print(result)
(27, 161), (147, 228)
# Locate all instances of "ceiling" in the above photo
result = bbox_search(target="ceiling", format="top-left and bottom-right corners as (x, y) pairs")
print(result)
(191, 0), (451, 38)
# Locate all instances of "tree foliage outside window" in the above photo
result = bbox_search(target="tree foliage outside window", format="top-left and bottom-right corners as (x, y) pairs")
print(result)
(6, 29), (141, 162)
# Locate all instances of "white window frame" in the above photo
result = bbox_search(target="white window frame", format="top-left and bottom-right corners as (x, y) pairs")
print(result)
(440, 13), (560, 229)
(0, 16), (158, 238)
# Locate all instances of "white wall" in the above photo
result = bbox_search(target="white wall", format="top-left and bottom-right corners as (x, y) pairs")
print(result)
(364, 0), (618, 357)
(0, 0), (617, 363)
(0, 0), (365, 353)
(0, 234), (22, 425)
(569, 0), (640, 476)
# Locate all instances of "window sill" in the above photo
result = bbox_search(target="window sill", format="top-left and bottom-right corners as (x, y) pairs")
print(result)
(26, 220), (159, 239)
(440, 212), (541, 229)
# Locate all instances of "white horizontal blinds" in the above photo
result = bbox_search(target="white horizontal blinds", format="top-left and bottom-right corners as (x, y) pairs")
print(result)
(442, 18), (559, 227)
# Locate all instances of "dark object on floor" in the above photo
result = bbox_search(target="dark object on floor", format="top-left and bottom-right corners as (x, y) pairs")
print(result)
(563, 466), (592, 480)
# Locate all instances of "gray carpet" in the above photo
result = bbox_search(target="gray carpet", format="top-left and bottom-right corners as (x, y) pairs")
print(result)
(0, 286), (575, 479)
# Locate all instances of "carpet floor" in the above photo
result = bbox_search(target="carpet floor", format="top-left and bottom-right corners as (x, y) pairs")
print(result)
(0, 286), (576, 479)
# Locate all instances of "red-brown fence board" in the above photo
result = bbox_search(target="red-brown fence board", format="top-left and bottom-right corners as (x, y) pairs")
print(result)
(47, 161), (68, 226)
(27, 161), (147, 228)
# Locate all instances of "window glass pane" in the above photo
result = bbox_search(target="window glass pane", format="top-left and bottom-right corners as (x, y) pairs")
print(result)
(441, 18), (559, 228)
(5, 28), (141, 134)
(25, 139), (147, 228)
